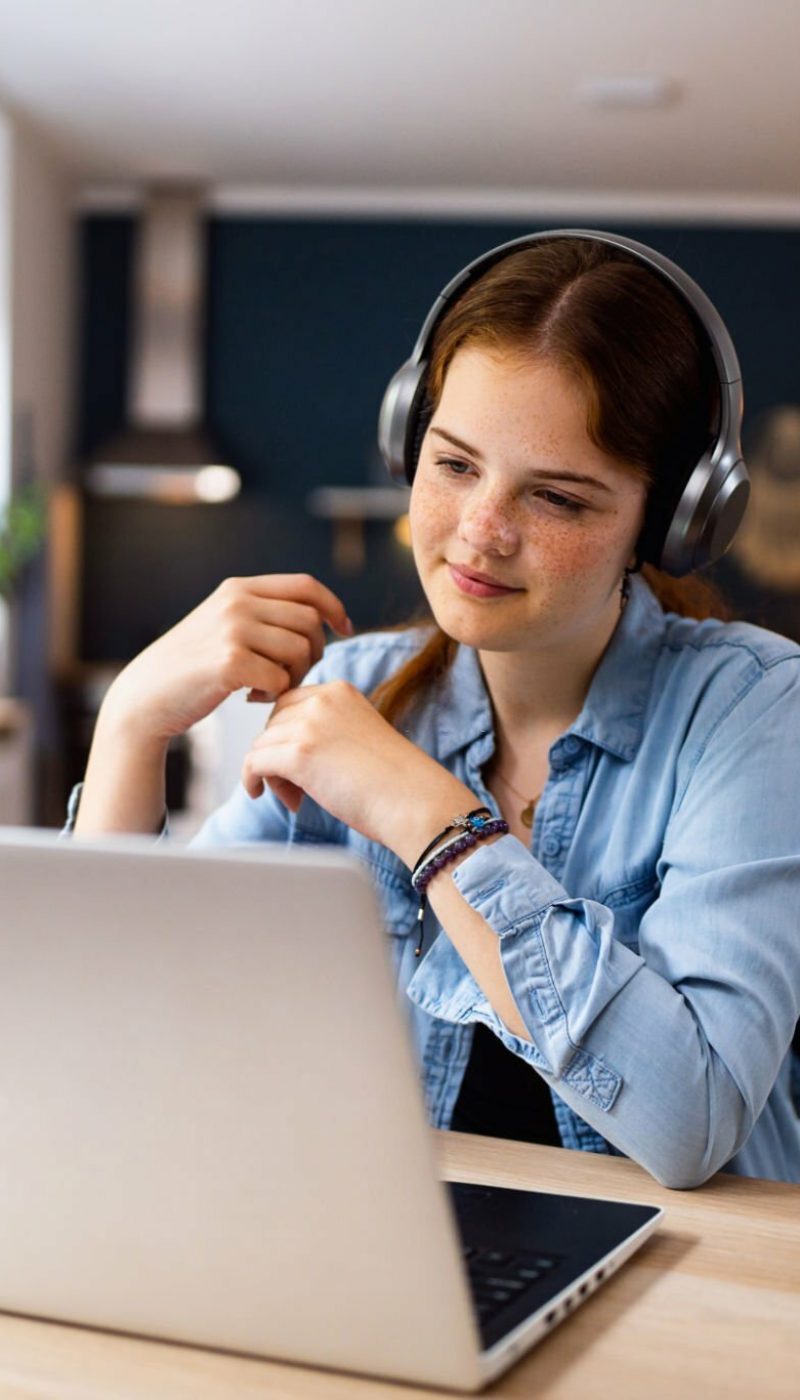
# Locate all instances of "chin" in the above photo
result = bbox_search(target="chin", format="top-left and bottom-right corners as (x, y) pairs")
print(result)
(426, 596), (533, 653)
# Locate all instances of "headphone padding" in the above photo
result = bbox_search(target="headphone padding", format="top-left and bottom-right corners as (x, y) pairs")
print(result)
(378, 362), (427, 484)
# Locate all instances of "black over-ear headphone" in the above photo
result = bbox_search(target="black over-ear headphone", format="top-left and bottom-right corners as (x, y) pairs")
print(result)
(378, 229), (750, 577)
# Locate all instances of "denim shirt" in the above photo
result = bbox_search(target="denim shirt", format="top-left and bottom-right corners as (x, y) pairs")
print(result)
(68, 574), (800, 1188)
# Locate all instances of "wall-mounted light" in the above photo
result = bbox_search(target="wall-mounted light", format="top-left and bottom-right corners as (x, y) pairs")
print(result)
(85, 462), (241, 504)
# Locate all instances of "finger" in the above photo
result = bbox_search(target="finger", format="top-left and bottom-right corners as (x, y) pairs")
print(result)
(241, 739), (305, 805)
(236, 622), (318, 690)
(242, 764), (303, 808)
(224, 653), (292, 700)
(266, 775), (305, 812)
(247, 598), (327, 667)
(243, 574), (353, 637)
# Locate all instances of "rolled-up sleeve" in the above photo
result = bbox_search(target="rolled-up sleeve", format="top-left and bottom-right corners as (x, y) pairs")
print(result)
(407, 658), (800, 1189)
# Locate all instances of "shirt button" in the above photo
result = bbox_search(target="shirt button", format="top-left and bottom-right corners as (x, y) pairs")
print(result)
(542, 835), (561, 857)
(564, 735), (581, 755)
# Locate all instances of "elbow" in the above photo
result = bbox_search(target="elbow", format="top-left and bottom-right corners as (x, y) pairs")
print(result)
(618, 1052), (754, 1191)
(647, 1160), (717, 1192)
(626, 1136), (725, 1190)
(635, 1112), (750, 1192)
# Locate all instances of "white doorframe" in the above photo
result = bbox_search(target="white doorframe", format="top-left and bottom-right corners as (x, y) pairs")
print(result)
(0, 110), (13, 692)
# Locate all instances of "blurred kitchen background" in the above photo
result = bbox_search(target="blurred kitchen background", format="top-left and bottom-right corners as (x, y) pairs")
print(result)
(0, 1), (798, 835)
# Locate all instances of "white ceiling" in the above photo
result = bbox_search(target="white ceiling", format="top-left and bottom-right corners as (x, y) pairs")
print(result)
(0, 0), (798, 217)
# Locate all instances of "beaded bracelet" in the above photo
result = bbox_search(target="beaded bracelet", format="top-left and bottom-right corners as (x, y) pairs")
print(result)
(411, 807), (491, 888)
(412, 817), (508, 893)
(411, 808), (509, 957)
(412, 828), (472, 890)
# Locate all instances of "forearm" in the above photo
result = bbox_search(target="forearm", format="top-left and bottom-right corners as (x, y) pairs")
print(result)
(412, 837), (765, 1188)
(423, 853), (531, 1041)
(73, 704), (169, 836)
(381, 778), (526, 1037)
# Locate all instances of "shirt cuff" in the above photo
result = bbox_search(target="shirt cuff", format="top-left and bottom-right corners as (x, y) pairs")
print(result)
(451, 832), (567, 926)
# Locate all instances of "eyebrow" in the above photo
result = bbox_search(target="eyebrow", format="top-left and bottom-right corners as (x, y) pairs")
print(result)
(429, 427), (613, 494)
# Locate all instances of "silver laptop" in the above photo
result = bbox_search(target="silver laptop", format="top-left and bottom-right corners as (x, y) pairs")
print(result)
(0, 828), (662, 1391)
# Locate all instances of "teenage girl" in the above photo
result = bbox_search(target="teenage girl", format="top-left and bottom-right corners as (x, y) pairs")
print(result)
(71, 232), (800, 1187)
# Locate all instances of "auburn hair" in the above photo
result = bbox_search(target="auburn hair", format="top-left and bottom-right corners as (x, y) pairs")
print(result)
(372, 238), (730, 728)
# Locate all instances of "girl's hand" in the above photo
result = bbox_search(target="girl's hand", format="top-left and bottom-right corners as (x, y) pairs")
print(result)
(241, 679), (477, 865)
(101, 574), (353, 745)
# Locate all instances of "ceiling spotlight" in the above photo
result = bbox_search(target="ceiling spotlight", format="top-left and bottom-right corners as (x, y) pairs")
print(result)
(577, 77), (680, 109)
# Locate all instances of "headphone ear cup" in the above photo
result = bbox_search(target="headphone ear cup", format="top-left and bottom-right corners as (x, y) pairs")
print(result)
(657, 455), (751, 575)
(378, 361), (429, 484)
(701, 461), (750, 568)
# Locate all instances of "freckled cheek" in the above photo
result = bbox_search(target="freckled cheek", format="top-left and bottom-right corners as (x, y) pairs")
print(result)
(408, 482), (454, 554)
(521, 519), (634, 605)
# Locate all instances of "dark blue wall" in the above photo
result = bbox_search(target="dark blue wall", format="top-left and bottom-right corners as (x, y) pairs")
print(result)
(77, 215), (800, 660)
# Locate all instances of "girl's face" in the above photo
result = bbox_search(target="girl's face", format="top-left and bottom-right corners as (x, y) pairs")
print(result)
(409, 345), (647, 657)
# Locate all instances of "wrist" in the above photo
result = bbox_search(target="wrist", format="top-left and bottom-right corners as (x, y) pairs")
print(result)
(96, 687), (172, 765)
(388, 778), (484, 870)
(406, 807), (508, 960)
(412, 812), (507, 891)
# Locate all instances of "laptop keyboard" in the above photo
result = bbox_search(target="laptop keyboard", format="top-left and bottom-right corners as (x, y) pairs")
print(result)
(462, 1244), (562, 1326)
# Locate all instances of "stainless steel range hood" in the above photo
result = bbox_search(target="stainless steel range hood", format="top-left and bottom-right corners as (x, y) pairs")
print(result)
(86, 187), (240, 504)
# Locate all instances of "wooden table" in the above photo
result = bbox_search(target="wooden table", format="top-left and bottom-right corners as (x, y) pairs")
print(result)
(0, 1132), (797, 1398)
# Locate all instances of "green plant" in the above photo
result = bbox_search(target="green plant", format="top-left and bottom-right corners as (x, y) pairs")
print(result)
(0, 485), (47, 602)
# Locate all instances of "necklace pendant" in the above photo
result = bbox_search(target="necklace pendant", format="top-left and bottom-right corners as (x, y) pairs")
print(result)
(521, 800), (536, 828)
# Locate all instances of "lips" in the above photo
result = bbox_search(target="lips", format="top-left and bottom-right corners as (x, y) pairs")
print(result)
(447, 563), (523, 598)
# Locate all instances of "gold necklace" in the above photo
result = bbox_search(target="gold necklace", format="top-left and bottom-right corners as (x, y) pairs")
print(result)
(493, 769), (543, 829)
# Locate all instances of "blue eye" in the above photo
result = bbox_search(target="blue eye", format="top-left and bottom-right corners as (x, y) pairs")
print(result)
(538, 489), (585, 514)
(437, 457), (473, 476)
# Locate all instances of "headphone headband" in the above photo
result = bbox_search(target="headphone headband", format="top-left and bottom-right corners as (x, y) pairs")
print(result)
(378, 228), (750, 576)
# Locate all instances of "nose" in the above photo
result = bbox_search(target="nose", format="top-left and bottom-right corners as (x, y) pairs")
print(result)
(457, 489), (520, 556)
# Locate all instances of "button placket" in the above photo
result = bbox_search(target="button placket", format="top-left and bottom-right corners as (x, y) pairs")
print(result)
(533, 749), (585, 880)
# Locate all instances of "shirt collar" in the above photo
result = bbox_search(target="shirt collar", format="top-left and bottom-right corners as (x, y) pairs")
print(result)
(434, 572), (666, 763)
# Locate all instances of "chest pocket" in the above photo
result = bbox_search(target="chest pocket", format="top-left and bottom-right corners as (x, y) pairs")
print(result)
(346, 832), (417, 938)
(597, 870), (660, 954)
